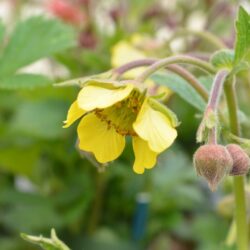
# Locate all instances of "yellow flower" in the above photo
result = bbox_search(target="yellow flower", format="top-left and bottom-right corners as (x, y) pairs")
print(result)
(64, 80), (178, 174)
(111, 40), (146, 78)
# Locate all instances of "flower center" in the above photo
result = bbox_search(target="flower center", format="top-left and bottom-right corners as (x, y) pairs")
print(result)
(95, 89), (144, 136)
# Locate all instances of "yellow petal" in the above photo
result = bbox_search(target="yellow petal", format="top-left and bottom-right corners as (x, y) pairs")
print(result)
(111, 41), (147, 78)
(77, 83), (133, 111)
(132, 136), (158, 174)
(133, 99), (177, 153)
(77, 113), (125, 163)
(111, 41), (145, 67)
(63, 101), (85, 128)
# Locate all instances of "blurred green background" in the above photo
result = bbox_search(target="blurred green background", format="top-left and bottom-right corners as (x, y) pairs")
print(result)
(0, 0), (248, 249)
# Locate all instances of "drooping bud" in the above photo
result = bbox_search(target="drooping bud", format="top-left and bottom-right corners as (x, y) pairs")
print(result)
(193, 145), (233, 191)
(226, 144), (250, 176)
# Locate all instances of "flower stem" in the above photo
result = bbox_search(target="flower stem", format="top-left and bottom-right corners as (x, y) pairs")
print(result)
(168, 64), (209, 101)
(113, 58), (155, 76)
(208, 70), (228, 144)
(135, 55), (216, 83)
(208, 69), (229, 110)
(197, 70), (228, 144)
(113, 59), (209, 100)
(224, 79), (248, 250)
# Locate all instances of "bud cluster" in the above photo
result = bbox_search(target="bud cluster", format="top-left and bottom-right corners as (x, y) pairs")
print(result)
(193, 143), (250, 191)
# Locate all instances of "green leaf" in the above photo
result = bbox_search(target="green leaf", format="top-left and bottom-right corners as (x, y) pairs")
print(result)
(21, 229), (70, 250)
(10, 100), (67, 139)
(0, 16), (76, 77)
(234, 6), (250, 65)
(54, 71), (113, 87)
(0, 73), (51, 89)
(151, 73), (206, 111)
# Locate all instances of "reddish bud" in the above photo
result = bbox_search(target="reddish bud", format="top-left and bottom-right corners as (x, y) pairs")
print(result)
(78, 29), (97, 49)
(48, 0), (86, 26)
(226, 144), (250, 176)
(193, 145), (233, 191)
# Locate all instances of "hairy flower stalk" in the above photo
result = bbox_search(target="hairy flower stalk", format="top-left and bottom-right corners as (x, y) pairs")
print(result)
(197, 69), (229, 144)
(113, 59), (209, 100)
(194, 70), (232, 191)
(135, 55), (217, 83)
(64, 79), (178, 174)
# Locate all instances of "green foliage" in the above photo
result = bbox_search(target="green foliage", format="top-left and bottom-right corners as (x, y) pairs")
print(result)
(0, 16), (76, 89)
(151, 73), (206, 111)
(0, 1), (247, 250)
(0, 145), (40, 176)
(0, 74), (52, 90)
(10, 100), (67, 139)
(234, 6), (250, 65)
(212, 7), (250, 75)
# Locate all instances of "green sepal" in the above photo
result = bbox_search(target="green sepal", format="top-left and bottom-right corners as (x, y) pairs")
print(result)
(196, 109), (217, 143)
(54, 71), (113, 87)
(205, 109), (217, 129)
(210, 49), (234, 70)
(85, 79), (133, 89)
(150, 91), (169, 100)
(21, 229), (70, 250)
(196, 122), (207, 143)
(148, 97), (179, 127)
(210, 48), (250, 76)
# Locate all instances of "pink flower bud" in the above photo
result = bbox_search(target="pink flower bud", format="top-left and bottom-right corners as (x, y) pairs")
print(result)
(193, 145), (233, 191)
(226, 144), (250, 176)
(47, 0), (86, 26)
(78, 29), (97, 49)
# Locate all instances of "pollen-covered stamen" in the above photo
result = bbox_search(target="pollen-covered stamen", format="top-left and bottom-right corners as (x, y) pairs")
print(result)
(94, 89), (145, 136)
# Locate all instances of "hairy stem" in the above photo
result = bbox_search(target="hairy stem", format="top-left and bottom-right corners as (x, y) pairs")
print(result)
(135, 55), (216, 83)
(224, 79), (248, 250)
(208, 70), (228, 110)
(113, 58), (209, 100)
(198, 70), (228, 144)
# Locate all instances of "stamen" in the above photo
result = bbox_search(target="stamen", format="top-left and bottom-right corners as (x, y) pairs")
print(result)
(94, 89), (144, 136)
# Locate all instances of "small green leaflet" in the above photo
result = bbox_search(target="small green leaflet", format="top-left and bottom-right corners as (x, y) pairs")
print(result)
(212, 7), (250, 74)
(210, 7), (250, 74)
(210, 49), (234, 70)
(151, 73), (206, 111)
(234, 6), (250, 65)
